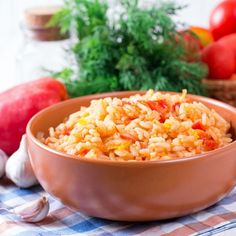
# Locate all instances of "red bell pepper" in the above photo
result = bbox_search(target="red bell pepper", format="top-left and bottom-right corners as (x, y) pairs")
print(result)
(0, 78), (67, 155)
(203, 139), (218, 151)
(159, 114), (166, 123)
(147, 100), (168, 123)
(147, 100), (168, 112)
(192, 121), (206, 131)
(198, 131), (218, 151)
(172, 102), (181, 111)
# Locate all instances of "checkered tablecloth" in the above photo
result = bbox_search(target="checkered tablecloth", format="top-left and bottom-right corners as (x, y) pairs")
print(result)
(1, 177), (236, 236)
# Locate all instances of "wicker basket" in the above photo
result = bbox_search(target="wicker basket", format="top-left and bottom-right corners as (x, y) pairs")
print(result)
(203, 78), (236, 107)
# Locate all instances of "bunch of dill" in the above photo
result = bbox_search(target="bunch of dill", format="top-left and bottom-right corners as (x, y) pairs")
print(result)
(50, 0), (207, 97)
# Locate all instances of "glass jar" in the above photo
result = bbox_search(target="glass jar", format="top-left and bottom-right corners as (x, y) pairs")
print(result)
(16, 6), (72, 83)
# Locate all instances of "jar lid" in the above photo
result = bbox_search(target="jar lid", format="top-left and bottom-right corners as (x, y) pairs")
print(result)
(24, 5), (69, 41)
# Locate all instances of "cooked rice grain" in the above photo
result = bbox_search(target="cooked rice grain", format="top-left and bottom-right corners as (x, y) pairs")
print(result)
(39, 90), (232, 161)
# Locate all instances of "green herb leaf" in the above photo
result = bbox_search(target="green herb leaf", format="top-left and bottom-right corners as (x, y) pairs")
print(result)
(50, 0), (207, 97)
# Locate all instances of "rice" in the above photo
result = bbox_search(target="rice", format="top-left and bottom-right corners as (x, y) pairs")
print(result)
(39, 90), (232, 161)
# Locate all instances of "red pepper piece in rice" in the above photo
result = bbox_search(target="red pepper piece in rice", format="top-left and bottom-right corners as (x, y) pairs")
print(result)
(198, 131), (211, 139)
(80, 149), (89, 155)
(159, 114), (166, 123)
(147, 100), (169, 123)
(120, 134), (137, 142)
(64, 128), (72, 135)
(172, 102), (181, 111)
(203, 139), (218, 151)
(192, 121), (206, 131)
(147, 100), (168, 112)
(198, 131), (218, 151)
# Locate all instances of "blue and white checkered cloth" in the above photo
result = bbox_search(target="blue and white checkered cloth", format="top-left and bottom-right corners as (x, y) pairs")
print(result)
(1, 177), (236, 236)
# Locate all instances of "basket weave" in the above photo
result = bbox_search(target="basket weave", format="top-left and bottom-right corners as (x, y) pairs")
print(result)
(203, 78), (236, 107)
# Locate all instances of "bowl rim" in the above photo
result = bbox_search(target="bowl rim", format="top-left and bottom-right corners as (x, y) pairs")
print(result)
(26, 90), (236, 166)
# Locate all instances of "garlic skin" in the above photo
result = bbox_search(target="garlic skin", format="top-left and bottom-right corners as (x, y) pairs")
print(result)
(5, 135), (38, 188)
(0, 149), (8, 178)
(12, 196), (49, 223)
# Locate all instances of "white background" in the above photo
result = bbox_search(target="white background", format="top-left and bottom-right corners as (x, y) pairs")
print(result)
(0, 0), (221, 92)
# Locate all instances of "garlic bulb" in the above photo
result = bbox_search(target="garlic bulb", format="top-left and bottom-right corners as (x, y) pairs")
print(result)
(5, 135), (38, 188)
(0, 149), (8, 178)
(12, 196), (49, 223)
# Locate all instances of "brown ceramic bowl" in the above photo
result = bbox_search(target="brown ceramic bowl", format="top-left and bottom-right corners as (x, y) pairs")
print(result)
(26, 91), (236, 221)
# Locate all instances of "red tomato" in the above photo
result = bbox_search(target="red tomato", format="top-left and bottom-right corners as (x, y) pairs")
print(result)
(218, 33), (236, 60)
(178, 30), (202, 62)
(210, 0), (236, 40)
(201, 42), (235, 80)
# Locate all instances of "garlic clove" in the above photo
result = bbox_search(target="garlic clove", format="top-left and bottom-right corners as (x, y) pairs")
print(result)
(0, 149), (8, 178)
(12, 196), (49, 223)
(5, 135), (38, 188)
